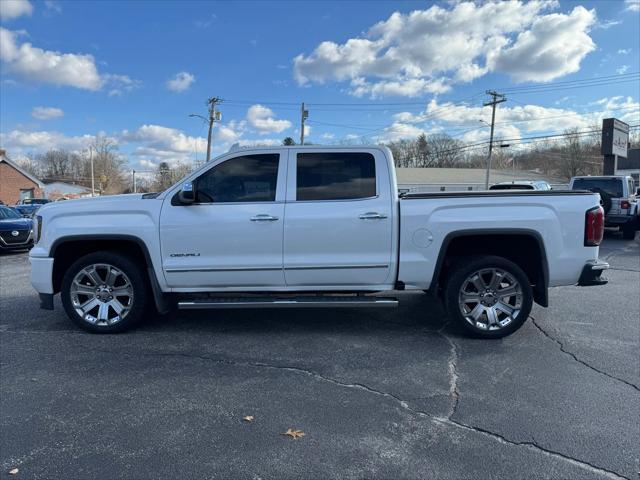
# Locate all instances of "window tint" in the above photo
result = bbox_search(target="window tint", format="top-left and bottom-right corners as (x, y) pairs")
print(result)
(195, 154), (279, 203)
(296, 152), (376, 201)
(571, 178), (623, 197)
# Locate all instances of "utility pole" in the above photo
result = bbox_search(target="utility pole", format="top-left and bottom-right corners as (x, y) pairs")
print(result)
(206, 97), (222, 162)
(483, 90), (506, 189)
(132, 169), (137, 193)
(89, 146), (95, 197)
(300, 102), (309, 145)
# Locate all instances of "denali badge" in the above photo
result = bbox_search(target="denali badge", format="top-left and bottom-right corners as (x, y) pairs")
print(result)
(170, 253), (201, 257)
(11, 230), (19, 237)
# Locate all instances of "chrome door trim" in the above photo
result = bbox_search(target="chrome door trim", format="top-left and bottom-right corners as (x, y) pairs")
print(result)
(165, 266), (283, 273)
(284, 264), (389, 271)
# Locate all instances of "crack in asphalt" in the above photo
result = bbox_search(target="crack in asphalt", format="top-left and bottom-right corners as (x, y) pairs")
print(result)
(439, 418), (629, 480)
(437, 321), (460, 419)
(530, 317), (640, 392)
(86, 345), (627, 480)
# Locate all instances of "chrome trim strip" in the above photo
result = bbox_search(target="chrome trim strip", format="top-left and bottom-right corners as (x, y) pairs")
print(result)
(285, 264), (389, 270)
(165, 266), (282, 273)
(166, 264), (389, 273)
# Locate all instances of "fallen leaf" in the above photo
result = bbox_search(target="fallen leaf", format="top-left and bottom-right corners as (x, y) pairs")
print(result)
(281, 428), (305, 439)
(9, 468), (19, 475)
(243, 415), (254, 422)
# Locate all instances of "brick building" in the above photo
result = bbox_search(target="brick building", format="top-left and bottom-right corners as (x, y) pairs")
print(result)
(0, 150), (45, 205)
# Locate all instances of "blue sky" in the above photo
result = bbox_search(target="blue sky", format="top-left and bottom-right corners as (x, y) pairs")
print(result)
(1, 0), (639, 171)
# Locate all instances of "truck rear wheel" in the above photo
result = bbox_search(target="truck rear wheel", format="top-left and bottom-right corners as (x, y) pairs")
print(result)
(444, 255), (533, 339)
(61, 251), (149, 333)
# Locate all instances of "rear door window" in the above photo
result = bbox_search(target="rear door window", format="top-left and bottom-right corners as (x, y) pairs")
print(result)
(296, 152), (376, 201)
(571, 178), (623, 197)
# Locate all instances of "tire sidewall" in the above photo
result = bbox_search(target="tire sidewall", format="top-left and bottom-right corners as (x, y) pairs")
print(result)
(445, 255), (533, 339)
(61, 252), (148, 333)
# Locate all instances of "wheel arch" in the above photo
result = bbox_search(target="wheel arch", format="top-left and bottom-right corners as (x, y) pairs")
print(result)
(429, 228), (549, 307)
(50, 234), (169, 313)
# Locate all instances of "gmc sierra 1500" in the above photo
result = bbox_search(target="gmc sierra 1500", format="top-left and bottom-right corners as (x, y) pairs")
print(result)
(30, 146), (608, 338)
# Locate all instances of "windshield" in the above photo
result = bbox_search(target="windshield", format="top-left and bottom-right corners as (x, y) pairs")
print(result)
(571, 178), (623, 197)
(489, 184), (534, 190)
(22, 199), (49, 205)
(0, 206), (21, 220)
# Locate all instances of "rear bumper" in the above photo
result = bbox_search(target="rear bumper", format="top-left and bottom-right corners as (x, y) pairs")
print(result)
(605, 214), (634, 225)
(577, 260), (609, 286)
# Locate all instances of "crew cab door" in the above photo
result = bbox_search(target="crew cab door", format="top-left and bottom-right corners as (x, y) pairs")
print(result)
(160, 151), (287, 289)
(283, 149), (394, 287)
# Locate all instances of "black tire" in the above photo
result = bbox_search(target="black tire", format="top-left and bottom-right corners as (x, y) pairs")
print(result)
(444, 255), (533, 339)
(622, 220), (637, 240)
(61, 251), (149, 333)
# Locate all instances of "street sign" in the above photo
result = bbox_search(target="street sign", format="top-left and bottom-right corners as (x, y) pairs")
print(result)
(601, 118), (629, 158)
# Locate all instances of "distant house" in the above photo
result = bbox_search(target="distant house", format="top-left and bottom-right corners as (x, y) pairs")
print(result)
(0, 150), (45, 205)
(44, 182), (93, 200)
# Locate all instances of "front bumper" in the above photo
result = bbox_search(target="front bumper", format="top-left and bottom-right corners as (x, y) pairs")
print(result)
(30, 255), (55, 294)
(577, 260), (609, 286)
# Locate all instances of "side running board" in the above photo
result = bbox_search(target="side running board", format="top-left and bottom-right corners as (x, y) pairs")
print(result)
(177, 296), (399, 310)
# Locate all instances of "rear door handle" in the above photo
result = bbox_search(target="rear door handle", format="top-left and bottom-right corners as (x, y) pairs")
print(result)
(250, 214), (279, 222)
(359, 212), (388, 220)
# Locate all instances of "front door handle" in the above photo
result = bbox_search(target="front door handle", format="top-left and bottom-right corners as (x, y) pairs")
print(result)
(359, 212), (388, 220)
(250, 214), (279, 222)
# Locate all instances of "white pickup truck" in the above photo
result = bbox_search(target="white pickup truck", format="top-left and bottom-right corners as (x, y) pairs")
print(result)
(30, 146), (609, 338)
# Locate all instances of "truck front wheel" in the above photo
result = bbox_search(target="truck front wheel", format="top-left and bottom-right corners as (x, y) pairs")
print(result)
(444, 255), (533, 339)
(61, 251), (149, 333)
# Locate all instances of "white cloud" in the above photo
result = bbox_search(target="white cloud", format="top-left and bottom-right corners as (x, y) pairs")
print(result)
(104, 74), (141, 96)
(0, 129), (103, 154)
(321, 132), (335, 140)
(617, 65), (629, 74)
(246, 104), (292, 134)
(0, 27), (139, 92)
(44, 1), (62, 13)
(492, 6), (596, 82)
(293, 1), (597, 97)
(31, 106), (64, 120)
(625, 0), (640, 12)
(0, 27), (101, 90)
(618, 49), (631, 54)
(0, 0), (32, 20)
(165, 71), (195, 92)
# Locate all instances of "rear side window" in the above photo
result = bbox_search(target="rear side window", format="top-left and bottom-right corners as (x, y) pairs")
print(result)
(571, 178), (623, 198)
(296, 152), (376, 201)
(196, 154), (279, 203)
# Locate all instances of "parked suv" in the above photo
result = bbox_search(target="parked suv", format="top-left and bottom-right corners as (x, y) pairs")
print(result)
(0, 205), (34, 252)
(14, 198), (51, 218)
(569, 175), (639, 239)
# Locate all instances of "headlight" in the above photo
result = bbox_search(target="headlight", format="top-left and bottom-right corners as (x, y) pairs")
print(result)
(34, 215), (42, 243)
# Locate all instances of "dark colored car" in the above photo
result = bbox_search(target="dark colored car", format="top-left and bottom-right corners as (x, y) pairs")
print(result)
(13, 204), (41, 218)
(0, 205), (34, 252)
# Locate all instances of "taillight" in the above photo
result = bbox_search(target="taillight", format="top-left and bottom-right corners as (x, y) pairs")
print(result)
(620, 200), (630, 210)
(584, 206), (604, 246)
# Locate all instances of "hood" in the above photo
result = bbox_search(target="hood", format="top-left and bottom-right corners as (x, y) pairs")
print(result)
(0, 217), (33, 231)
(37, 193), (146, 214)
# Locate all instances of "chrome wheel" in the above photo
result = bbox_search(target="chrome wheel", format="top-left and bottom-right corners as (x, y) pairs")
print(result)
(70, 263), (134, 326)
(458, 267), (523, 331)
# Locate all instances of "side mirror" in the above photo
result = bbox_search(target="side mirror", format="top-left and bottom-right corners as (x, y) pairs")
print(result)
(178, 181), (195, 204)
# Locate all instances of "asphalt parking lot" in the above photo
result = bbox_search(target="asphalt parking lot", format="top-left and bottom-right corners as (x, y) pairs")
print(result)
(1, 233), (638, 480)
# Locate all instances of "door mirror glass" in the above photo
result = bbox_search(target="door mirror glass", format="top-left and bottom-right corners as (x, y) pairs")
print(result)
(178, 181), (195, 204)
